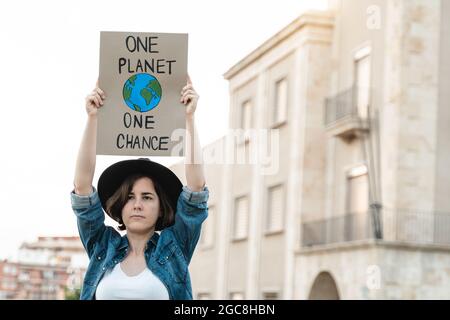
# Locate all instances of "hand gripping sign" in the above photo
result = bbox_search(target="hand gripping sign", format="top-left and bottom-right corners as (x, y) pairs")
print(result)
(97, 31), (188, 156)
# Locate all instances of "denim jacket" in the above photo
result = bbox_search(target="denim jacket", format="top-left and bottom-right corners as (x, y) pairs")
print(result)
(70, 185), (209, 300)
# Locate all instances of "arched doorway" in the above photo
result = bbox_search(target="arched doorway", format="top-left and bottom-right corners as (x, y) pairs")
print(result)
(308, 271), (340, 300)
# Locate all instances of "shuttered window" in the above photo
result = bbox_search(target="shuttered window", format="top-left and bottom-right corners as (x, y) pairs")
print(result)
(267, 185), (285, 233)
(274, 78), (288, 124)
(234, 196), (249, 240)
(197, 293), (211, 300)
(200, 206), (214, 248)
(262, 291), (279, 300)
(230, 292), (245, 300)
(241, 100), (252, 130)
(355, 53), (371, 119)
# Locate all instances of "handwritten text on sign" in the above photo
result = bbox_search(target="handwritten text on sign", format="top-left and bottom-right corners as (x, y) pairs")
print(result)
(97, 32), (188, 156)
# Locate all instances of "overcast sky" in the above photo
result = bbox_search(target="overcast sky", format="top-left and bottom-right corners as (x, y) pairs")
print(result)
(0, 0), (328, 260)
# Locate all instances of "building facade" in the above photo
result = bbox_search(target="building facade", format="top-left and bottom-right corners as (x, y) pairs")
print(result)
(0, 236), (87, 299)
(171, 0), (450, 299)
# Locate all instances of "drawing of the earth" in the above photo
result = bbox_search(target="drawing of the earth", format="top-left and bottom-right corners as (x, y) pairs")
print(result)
(122, 73), (162, 112)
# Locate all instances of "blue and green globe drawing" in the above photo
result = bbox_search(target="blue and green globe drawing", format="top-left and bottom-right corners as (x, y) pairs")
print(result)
(122, 73), (162, 112)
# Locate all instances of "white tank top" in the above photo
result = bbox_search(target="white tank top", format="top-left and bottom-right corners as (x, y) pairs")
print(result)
(95, 263), (169, 300)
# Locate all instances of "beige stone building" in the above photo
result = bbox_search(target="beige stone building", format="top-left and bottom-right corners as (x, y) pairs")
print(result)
(171, 0), (450, 299)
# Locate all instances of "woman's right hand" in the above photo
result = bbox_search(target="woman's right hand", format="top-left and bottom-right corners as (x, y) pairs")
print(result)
(85, 82), (106, 117)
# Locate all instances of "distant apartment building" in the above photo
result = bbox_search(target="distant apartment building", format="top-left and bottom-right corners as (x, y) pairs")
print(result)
(18, 236), (88, 270)
(0, 236), (88, 299)
(171, 0), (450, 299)
(0, 261), (19, 299)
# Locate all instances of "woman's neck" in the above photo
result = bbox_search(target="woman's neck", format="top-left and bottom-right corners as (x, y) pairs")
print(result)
(126, 230), (154, 256)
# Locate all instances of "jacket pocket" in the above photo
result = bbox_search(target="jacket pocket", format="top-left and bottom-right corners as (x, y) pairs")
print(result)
(84, 246), (107, 286)
(157, 241), (188, 283)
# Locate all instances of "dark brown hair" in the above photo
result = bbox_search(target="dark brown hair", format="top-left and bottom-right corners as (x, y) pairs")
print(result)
(105, 174), (175, 231)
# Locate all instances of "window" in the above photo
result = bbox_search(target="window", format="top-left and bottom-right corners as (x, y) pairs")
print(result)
(354, 49), (371, 119)
(346, 165), (369, 240)
(18, 272), (30, 282)
(233, 196), (249, 240)
(2, 280), (10, 290)
(197, 293), (211, 300)
(239, 100), (253, 144)
(273, 78), (288, 125)
(347, 165), (369, 214)
(229, 292), (245, 300)
(262, 291), (279, 300)
(266, 184), (285, 233)
(241, 100), (252, 130)
(3, 265), (17, 275)
(200, 206), (215, 248)
(3, 281), (12, 290)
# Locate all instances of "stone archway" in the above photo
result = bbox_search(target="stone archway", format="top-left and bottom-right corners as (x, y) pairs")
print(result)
(308, 271), (340, 300)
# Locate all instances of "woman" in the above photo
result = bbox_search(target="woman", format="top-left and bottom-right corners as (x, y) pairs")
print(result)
(70, 76), (208, 300)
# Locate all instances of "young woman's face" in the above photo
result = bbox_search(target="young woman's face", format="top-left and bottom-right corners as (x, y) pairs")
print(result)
(121, 177), (160, 234)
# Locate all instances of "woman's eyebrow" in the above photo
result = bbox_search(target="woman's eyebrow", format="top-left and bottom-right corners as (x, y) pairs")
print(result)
(129, 191), (155, 196)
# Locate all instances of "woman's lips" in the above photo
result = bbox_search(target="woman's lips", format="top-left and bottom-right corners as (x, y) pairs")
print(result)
(130, 215), (145, 219)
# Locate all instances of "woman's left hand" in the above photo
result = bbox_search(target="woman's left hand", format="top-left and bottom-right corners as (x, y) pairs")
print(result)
(180, 75), (199, 117)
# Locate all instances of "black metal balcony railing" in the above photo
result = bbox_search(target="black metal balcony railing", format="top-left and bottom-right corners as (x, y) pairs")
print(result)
(301, 208), (450, 248)
(324, 85), (369, 127)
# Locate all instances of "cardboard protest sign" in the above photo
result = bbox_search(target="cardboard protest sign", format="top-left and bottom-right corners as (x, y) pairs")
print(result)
(97, 31), (187, 156)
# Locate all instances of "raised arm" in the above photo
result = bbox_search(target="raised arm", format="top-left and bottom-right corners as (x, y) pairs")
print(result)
(180, 76), (206, 191)
(73, 83), (106, 195)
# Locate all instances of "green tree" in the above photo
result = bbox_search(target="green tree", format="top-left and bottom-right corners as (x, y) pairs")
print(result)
(64, 287), (81, 300)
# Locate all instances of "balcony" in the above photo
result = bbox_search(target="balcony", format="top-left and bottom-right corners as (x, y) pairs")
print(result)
(301, 208), (450, 248)
(324, 86), (370, 140)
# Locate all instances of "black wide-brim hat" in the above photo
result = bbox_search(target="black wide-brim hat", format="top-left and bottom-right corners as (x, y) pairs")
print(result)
(98, 158), (182, 216)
